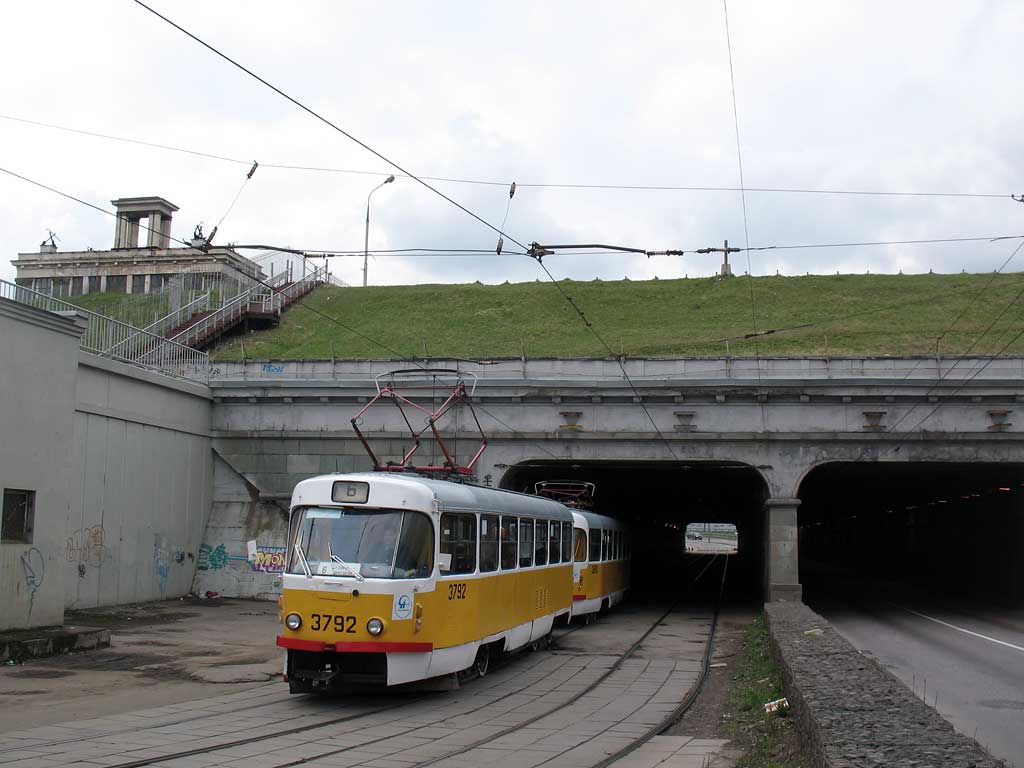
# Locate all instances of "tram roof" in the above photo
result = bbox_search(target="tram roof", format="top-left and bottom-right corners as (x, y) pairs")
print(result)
(292, 472), (574, 521)
(571, 509), (628, 531)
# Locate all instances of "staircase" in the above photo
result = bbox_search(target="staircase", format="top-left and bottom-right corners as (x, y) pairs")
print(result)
(165, 266), (326, 350)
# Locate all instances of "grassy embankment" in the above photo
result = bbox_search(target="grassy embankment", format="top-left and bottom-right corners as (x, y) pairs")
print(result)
(728, 616), (806, 768)
(207, 272), (1024, 360)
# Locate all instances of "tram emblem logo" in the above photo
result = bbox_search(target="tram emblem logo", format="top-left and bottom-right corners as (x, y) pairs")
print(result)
(393, 593), (413, 620)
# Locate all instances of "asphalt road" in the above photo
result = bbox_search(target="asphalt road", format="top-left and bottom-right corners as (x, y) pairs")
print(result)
(812, 592), (1024, 765)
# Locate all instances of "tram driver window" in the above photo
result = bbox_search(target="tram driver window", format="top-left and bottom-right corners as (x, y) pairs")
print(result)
(573, 527), (588, 562)
(439, 512), (476, 575)
(589, 528), (602, 562)
(534, 520), (548, 566)
(480, 514), (499, 572)
(519, 518), (534, 567)
(394, 513), (434, 578)
(500, 516), (518, 570)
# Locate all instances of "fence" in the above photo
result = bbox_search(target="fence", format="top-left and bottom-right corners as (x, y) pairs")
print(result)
(0, 279), (210, 381)
(168, 265), (327, 349)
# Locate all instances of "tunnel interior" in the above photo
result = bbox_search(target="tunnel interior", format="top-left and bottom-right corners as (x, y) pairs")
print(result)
(500, 460), (767, 600)
(799, 462), (1024, 605)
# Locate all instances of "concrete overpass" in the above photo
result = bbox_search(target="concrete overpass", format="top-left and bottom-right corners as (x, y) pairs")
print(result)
(204, 356), (1024, 602)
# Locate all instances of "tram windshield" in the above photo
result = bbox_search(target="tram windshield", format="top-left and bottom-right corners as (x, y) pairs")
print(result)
(288, 507), (434, 579)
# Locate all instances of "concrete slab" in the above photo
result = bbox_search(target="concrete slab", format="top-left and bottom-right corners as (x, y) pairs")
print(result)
(0, 625), (110, 663)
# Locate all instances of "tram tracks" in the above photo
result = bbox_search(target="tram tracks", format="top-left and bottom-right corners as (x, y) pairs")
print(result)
(42, 561), (729, 768)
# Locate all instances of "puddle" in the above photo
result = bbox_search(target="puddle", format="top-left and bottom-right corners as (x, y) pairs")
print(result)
(9, 669), (73, 679)
(977, 699), (1024, 710)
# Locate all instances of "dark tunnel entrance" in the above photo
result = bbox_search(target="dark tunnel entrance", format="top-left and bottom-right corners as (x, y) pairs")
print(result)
(500, 460), (768, 600)
(799, 462), (1024, 605)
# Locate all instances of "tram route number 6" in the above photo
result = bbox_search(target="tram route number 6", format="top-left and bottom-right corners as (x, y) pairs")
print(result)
(309, 614), (357, 633)
(448, 583), (467, 600)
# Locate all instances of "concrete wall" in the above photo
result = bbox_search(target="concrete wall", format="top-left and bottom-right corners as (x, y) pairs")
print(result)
(0, 300), (84, 630)
(191, 454), (288, 600)
(66, 355), (213, 608)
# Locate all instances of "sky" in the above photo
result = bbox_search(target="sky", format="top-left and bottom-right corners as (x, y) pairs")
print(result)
(1, 1), (1022, 287)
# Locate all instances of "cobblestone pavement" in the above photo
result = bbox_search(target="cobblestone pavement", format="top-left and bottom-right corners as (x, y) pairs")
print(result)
(0, 601), (734, 768)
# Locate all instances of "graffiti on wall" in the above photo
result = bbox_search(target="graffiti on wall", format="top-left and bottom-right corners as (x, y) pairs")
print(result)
(19, 547), (45, 621)
(154, 534), (170, 596)
(197, 543), (229, 570)
(66, 525), (109, 569)
(251, 546), (287, 573)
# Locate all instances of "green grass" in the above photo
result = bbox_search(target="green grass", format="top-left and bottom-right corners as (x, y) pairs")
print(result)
(728, 616), (806, 768)
(209, 272), (1024, 360)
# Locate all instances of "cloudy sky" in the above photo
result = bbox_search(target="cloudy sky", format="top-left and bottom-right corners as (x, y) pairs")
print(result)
(1, 1), (1021, 286)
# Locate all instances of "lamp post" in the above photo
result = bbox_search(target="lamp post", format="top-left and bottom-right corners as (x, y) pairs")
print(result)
(364, 175), (395, 287)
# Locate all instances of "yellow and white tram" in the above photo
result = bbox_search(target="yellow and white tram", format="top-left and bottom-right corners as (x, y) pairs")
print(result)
(570, 510), (630, 622)
(278, 473), (576, 690)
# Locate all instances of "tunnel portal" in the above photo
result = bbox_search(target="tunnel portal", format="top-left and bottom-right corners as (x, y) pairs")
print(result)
(799, 461), (1024, 603)
(500, 460), (768, 599)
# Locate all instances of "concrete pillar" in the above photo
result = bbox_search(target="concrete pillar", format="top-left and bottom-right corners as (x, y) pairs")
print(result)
(100, 275), (108, 293)
(147, 213), (162, 247)
(126, 219), (140, 249)
(114, 214), (126, 248)
(764, 498), (802, 602)
(144, 274), (151, 294)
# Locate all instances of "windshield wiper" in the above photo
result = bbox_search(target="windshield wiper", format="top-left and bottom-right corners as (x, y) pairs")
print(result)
(293, 542), (312, 578)
(328, 542), (365, 581)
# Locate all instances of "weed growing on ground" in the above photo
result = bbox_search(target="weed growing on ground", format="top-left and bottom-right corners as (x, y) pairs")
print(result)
(728, 615), (806, 768)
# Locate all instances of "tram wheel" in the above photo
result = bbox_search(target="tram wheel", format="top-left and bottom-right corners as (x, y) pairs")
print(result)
(473, 645), (491, 678)
(583, 612), (596, 626)
(288, 677), (314, 695)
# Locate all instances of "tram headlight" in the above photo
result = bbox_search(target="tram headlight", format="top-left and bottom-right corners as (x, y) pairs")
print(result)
(285, 613), (302, 630)
(366, 618), (384, 636)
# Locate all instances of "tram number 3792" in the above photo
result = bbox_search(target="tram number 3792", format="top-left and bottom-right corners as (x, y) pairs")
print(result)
(447, 583), (467, 600)
(309, 614), (357, 633)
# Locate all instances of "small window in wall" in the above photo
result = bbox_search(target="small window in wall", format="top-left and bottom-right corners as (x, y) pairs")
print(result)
(131, 274), (146, 293)
(150, 274), (168, 291)
(88, 276), (102, 293)
(549, 521), (561, 564)
(70, 276), (83, 296)
(574, 528), (588, 562)
(589, 528), (602, 561)
(500, 516), (518, 570)
(440, 513), (476, 574)
(519, 518), (534, 567)
(1, 489), (35, 543)
(534, 520), (548, 566)
(480, 514), (499, 573)
(107, 275), (127, 293)
(561, 521), (573, 562)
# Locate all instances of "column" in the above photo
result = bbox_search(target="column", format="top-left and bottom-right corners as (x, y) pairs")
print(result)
(144, 274), (151, 293)
(100, 275), (108, 293)
(764, 498), (802, 602)
(147, 213), (163, 247)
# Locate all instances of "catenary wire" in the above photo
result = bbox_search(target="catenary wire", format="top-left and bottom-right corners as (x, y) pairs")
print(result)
(529, 256), (683, 463)
(722, 0), (761, 390)
(0, 165), (425, 365)
(1, 112), (1017, 200)
(131, 1), (530, 252)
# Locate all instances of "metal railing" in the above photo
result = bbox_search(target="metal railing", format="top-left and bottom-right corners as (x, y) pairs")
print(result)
(0, 279), (210, 381)
(168, 266), (327, 349)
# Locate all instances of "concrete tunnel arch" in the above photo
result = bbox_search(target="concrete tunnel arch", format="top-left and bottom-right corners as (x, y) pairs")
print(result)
(497, 458), (771, 599)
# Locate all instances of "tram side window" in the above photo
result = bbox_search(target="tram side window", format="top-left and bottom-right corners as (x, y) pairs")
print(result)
(589, 528), (602, 562)
(534, 520), (548, 566)
(519, 518), (534, 567)
(501, 516), (518, 570)
(562, 521), (573, 562)
(439, 513), (476, 575)
(613, 531), (621, 560)
(603, 530), (612, 561)
(480, 514), (499, 573)
(549, 520), (561, 564)
(574, 527), (588, 562)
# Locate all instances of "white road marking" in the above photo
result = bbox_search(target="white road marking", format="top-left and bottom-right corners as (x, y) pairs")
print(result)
(901, 607), (1024, 653)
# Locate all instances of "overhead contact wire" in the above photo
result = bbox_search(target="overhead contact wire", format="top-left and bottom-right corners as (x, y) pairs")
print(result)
(131, 1), (529, 252)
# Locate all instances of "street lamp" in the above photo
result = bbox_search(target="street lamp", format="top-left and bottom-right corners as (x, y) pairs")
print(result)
(364, 175), (395, 287)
